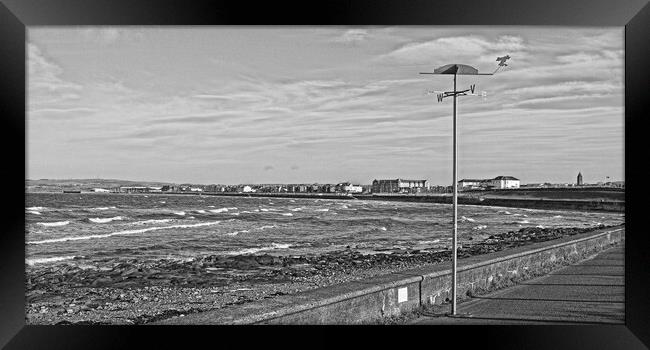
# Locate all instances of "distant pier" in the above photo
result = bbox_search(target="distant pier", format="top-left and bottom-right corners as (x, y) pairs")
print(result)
(150, 191), (624, 213)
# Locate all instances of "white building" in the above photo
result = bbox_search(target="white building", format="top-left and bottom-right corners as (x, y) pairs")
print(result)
(490, 176), (520, 189)
(342, 183), (363, 193)
(93, 188), (110, 193)
(458, 179), (483, 188)
(242, 185), (254, 193)
(189, 187), (203, 192)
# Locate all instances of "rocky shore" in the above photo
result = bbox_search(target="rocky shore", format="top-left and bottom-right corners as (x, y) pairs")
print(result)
(25, 223), (622, 325)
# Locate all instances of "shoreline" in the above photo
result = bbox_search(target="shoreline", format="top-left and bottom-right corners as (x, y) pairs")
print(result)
(25, 223), (623, 325)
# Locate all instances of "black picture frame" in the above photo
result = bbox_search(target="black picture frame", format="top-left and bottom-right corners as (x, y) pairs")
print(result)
(1, 0), (648, 348)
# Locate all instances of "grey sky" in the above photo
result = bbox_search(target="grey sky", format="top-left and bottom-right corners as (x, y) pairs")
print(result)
(27, 27), (624, 185)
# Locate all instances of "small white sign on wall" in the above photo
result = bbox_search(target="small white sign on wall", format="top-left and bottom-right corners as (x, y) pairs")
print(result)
(398, 287), (408, 303)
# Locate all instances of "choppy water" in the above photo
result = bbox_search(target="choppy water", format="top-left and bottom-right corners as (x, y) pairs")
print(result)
(25, 193), (624, 266)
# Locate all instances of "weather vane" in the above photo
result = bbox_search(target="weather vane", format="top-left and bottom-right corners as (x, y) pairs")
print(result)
(419, 55), (511, 317)
(422, 54), (511, 102)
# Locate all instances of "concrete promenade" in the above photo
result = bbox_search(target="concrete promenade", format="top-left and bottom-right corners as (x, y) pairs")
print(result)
(408, 243), (625, 325)
(156, 227), (623, 325)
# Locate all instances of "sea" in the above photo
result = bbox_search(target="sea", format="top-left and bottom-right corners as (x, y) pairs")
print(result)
(25, 193), (625, 267)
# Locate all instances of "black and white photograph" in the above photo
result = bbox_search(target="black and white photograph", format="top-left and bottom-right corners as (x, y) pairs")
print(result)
(24, 26), (627, 326)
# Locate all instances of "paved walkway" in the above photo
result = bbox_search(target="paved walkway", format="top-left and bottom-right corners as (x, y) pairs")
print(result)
(409, 243), (625, 325)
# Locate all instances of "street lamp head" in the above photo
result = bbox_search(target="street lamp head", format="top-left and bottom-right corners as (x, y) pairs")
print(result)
(433, 64), (479, 75)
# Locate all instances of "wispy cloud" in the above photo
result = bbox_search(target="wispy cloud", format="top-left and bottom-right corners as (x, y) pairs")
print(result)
(28, 43), (83, 110)
(29, 107), (98, 115)
(332, 29), (370, 44)
(378, 35), (526, 66)
(80, 28), (144, 45)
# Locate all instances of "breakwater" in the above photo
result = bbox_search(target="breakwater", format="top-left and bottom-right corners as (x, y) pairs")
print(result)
(159, 192), (624, 213)
(365, 195), (624, 213)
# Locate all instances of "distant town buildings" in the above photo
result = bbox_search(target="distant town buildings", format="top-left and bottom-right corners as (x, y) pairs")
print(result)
(119, 186), (150, 193)
(371, 179), (428, 194)
(458, 176), (520, 190)
(29, 173), (626, 195)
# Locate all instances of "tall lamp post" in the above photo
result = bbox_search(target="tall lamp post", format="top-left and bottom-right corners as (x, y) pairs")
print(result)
(420, 59), (508, 315)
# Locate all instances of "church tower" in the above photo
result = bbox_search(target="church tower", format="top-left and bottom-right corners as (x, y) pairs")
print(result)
(577, 172), (583, 186)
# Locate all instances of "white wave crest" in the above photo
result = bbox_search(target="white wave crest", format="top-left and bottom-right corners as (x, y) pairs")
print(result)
(536, 225), (545, 229)
(27, 211), (41, 215)
(473, 225), (488, 230)
(89, 216), (123, 223)
(37, 221), (70, 227)
(222, 222), (275, 236)
(28, 220), (222, 245)
(518, 220), (530, 224)
(225, 243), (291, 255)
(419, 239), (441, 244)
(92, 206), (117, 211)
(379, 226), (387, 231)
(209, 208), (229, 213)
(461, 216), (476, 222)
(314, 208), (329, 212)
(196, 210), (208, 214)
(290, 208), (303, 212)
(27, 206), (46, 211)
(174, 211), (186, 216)
(225, 229), (250, 236)
(26, 255), (77, 265)
(281, 213), (293, 216)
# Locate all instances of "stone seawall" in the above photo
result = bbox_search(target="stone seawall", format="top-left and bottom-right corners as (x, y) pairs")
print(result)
(157, 192), (624, 212)
(363, 195), (624, 212)
(156, 227), (624, 325)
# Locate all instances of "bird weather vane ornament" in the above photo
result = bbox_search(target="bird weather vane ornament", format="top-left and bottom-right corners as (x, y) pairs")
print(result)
(494, 55), (511, 73)
(419, 55), (510, 316)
